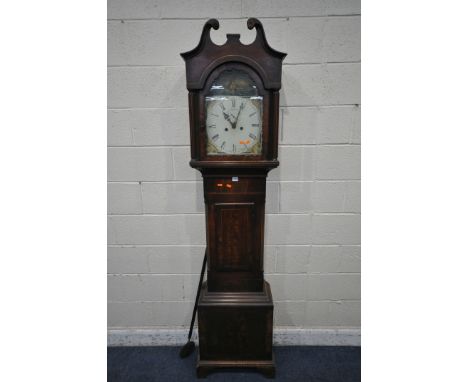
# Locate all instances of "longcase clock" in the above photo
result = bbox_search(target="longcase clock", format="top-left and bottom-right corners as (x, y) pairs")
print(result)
(181, 18), (286, 378)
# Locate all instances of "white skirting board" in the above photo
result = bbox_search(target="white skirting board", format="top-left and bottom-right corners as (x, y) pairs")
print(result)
(108, 328), (360, 347)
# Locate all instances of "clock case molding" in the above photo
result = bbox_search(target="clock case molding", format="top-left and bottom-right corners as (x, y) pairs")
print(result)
(181, 18), (286, 378)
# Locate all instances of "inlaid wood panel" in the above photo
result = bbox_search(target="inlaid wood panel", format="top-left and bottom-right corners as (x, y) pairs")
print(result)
(207, 197), (264, 292)
(214, 203), (255, 271)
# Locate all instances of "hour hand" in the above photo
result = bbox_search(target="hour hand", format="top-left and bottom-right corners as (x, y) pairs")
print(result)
(223, 111), (235, 128)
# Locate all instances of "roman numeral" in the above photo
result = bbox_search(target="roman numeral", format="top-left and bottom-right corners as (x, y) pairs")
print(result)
(212, 134), (219, 141)
(249, 133), (257, 140)
(251, 123), (259, 127)
(232, 144), (236, 153)
(249, 111), (256, 117)
(220, 103), (225, 111)
(240, 102), (245, 110)
(231, 98), (235, 107)
(221, 141), (226, 150)
(208, 124), (216, 128)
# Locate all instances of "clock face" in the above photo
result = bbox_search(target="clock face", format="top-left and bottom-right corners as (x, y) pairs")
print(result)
(206, 96), (262, 155)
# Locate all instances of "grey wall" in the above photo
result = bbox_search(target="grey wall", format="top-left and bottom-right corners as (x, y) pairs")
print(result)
(108, 0), (361, 330)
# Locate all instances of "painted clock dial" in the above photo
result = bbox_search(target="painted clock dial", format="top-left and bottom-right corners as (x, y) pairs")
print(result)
(205, 69), (263, 155)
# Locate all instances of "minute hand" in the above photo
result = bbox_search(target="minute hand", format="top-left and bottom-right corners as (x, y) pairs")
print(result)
(234, 102), (244, 127)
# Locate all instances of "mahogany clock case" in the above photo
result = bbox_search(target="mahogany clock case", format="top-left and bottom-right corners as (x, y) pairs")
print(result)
(181, 18), (286, 378)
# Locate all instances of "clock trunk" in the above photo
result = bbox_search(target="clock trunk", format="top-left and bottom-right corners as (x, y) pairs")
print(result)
(204, 173), (266, 292)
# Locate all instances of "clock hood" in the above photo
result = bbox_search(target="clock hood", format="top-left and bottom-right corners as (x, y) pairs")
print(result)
(180, 18), (286, 91)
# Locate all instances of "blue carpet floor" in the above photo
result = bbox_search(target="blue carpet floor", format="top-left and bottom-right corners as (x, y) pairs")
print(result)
(108, 346), (360, 381)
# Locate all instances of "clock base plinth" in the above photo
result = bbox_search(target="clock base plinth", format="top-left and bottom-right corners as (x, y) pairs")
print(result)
(196, 281), (275, 379)
(196, 355), (275, 379)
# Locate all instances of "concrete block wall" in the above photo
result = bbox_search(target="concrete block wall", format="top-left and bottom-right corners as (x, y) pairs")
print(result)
(108, 0), (360, 331)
